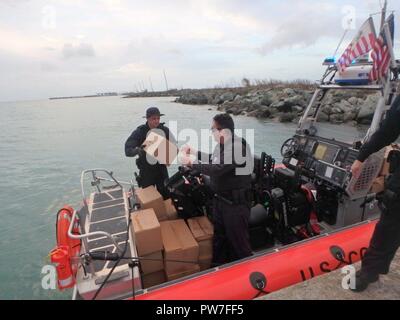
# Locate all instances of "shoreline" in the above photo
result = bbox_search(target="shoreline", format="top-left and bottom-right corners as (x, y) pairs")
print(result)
(124, 84), (377, 126)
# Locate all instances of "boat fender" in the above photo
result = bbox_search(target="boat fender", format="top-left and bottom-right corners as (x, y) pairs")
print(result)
(50, 206), (81, 290)
(50, 246), (75, 290)
(249, 272), (269, 299)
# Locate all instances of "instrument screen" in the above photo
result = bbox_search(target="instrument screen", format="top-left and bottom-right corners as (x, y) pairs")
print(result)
(314, 144), (327, 160)
(314, 143), (338, 163)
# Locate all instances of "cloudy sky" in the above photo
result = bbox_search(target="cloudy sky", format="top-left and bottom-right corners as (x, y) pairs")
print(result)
(0, 0), (399, 101)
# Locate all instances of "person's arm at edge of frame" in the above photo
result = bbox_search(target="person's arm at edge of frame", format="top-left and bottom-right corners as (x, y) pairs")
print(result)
(352, 96), (400, 176)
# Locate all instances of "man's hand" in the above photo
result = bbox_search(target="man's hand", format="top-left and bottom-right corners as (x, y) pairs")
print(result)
(180, 155), (193, 167)
(351, 160), (364, 179)
(180, 144), (196, 156)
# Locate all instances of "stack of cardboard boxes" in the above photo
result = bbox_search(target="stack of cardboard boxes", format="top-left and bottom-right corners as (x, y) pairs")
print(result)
(187, 216), (214, 270)
(133, 185), (214, 288)
(160, 219), (200, 281)
(131, 209), (165, 288)
(131, 131), (215, 287)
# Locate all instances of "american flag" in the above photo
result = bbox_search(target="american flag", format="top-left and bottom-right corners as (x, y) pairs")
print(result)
(370, 14), (395, 82)
(337, 17), (376, 73)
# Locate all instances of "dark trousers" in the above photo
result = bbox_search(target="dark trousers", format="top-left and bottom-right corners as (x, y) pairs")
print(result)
(212, 198), (252, 265)
(361, 199), (400, 276)
(139, 164), (169, 199)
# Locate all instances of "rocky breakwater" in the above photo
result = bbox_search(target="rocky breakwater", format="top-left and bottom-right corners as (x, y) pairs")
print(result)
(175, 87), (379, 125)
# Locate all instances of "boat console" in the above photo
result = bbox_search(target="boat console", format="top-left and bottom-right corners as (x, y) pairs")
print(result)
(281, 134), (359, 189)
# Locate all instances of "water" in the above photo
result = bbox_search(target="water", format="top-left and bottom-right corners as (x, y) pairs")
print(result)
(0, 96), (364, 299)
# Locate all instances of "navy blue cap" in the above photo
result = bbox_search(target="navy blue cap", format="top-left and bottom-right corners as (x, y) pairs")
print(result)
(144, 107), (165, 118)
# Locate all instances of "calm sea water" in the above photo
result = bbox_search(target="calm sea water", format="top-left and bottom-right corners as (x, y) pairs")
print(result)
(0, 96), (365, 299)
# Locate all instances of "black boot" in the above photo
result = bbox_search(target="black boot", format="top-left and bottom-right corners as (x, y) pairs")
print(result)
(350, 270), (379, 292)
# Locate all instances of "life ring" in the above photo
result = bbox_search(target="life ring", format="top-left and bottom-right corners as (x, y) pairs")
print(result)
(50, 206), (81, 290)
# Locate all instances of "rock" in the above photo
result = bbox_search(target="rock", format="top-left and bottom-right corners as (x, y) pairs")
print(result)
(285, 95), (306, 107)
(279, 112), (296, 123)
(246, 110), (259, 117)
(332, 107), (344, 114)
(226, 106), (239, 115)
(330, 113), (344, 124)
(260, 94), (273, 106)
(357, 95), (380, 122)
(234, 94), (242, 102)
(293, 105), (304, 113)
(283, 88), (296, 96)
(343, 112), (356, 122)
(176, 93), (208, 105)
(218, 91), (236, 104)
(336, 100), (353, 113)
(359, 118), (372, 125)
(348, 97), (360, 106)
(208, 108), (212, 111)
(318, 111), (329, 122)
(270, 100), (293, 113)
(258, 107), (271, 119)
(321, 105), (333, 115)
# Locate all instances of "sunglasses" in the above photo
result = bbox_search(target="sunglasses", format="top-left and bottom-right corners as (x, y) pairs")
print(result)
(210, 127), (223, 132)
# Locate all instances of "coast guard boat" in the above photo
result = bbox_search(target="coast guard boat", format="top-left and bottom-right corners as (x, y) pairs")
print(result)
(49, 5), (400, 300)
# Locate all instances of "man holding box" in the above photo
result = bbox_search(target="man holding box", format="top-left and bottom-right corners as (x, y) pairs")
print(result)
(350, 95), (400, 292)
(181, 113), (254, 264)
(125, 107), (175, 199)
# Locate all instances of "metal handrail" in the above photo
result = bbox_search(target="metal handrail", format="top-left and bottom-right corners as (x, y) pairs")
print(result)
(67, 209), (124, 253)
(80, 169), (124, 205)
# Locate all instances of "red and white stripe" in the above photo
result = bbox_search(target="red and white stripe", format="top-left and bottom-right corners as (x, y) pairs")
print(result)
(338, 33), (375, 73)
(370, 35), (391, 81)
(337, 17), (376, 73)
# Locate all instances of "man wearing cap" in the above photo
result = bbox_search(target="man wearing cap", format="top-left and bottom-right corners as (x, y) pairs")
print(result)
(125, 107), (175, 198)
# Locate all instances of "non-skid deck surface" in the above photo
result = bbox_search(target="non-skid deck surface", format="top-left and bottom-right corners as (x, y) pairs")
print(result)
(86, 189), (131, 273)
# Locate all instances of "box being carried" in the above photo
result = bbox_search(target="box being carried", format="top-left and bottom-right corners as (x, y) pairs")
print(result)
(160, 220), (199, 277)
(143, 130), (178, 166)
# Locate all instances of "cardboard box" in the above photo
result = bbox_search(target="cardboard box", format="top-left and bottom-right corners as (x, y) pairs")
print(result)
(164, 198), (178, 220)
(187, 216), (213, 260)
(160, 220), (199, 276)
(136, 186), (168, 221)
(142, 270), (166, 289)
(131, 209), (163, 256)
(140, 251), (164, 275)
(143, 131), (178, 166)
(380, 144), (400, 177)
(370, 176), (385, 194)
(166, 264), (200, 282)
(199, 255), (212, 271)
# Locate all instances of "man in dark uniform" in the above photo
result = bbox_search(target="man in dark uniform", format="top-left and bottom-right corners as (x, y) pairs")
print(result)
(181, 113), (254, 264)
(125, 107), (175, 198)
(351, 95), (400, 292)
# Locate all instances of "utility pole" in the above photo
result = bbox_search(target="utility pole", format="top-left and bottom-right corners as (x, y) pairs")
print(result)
(163, 69), (169, 92)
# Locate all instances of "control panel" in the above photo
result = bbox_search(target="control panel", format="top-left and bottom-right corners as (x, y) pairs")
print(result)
(282, 134), (359, 189)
